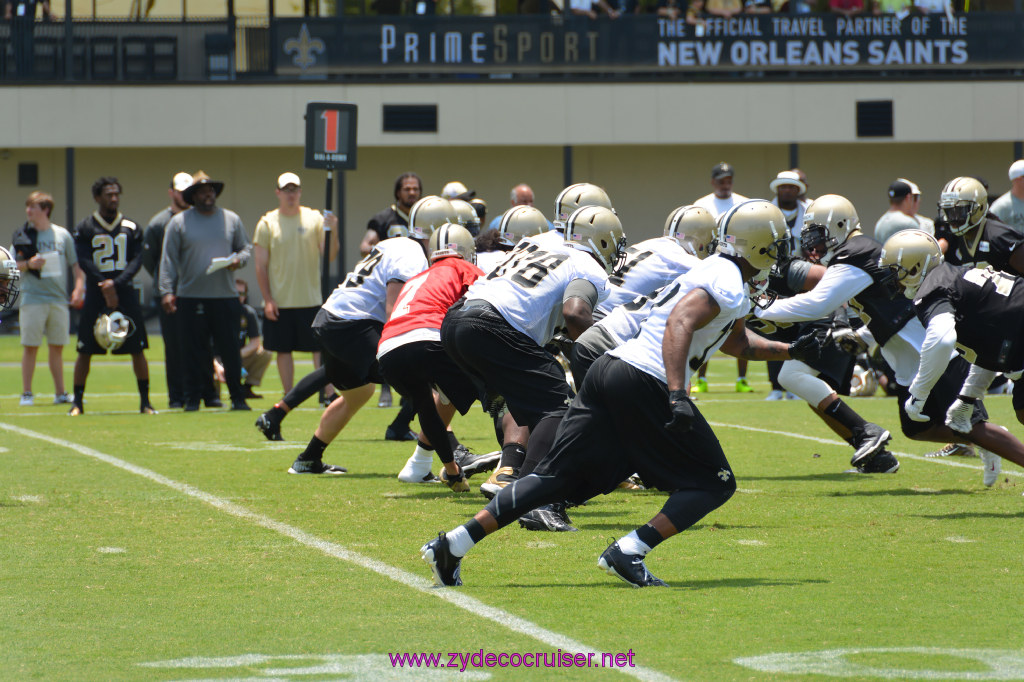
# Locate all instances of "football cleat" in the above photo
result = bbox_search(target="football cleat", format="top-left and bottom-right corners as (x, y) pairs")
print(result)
(925, 443), (976, 458)
(853, 449), (900, 474)
(440, 468), (470, 493)
(140, 405), (158, 415)
(385, 426), (418, 442)
(764, 389), (785, 401)
(68, 404), (84, 416)
(421, 532), (463, 586)
(850, 422), (891, 466)
(287, 459), (347, 475)
(598, 541), (667, 588)
(54, 393), (72, 405)
(617, 475), (645, 491)
(377, 384), (393, 408)
(518, 503), (578, 532)
(735, 378), (754, 393)
(453, 446), (500, 478)
(19, 392), (34, 406)
(692, 377), (709, 394)
(479, 466), (518, 500)
(980, 449), (1002, 487)
(255, 413), (284, 441)
(230, 400), (251, 411)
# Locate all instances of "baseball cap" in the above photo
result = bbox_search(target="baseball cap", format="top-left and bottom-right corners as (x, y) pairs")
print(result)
(172, 172), (193, 192)
(888, 178), (921, 200)
(769, 170), (807, 195)
(711, 163), (734, 180)
(1009, 160), (1024, 181)
(277, 172), (301, 189)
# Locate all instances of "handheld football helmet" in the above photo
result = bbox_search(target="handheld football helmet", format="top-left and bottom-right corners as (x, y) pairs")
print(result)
(878, 229), (943, 299)
(0, 246), (21, 312)
(716, 199), (791, 272)
(565, 205), (627, 274)
(498, 206), (549, 247)
(553, 183), (613, 231)
(938, 176), (988, 236)
(664, 205), (716, 259)
(408, 196), (459, 240)
(94, 311), (135, 351)
(428, 222), (476, 264)
(800, 194), (860, 265)
(449, 198), (481, 236)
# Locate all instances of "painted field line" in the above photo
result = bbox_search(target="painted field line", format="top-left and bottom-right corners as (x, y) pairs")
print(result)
(0, 421), (676, 682)
(709, 421), (1024, 479)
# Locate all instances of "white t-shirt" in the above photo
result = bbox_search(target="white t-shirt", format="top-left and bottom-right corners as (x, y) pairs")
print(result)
(990, 191), (1024, 235)
(322, 237), (427, 323)
(610, 255), (750, 385)
(694, 191), (750, 220)
(597, 236), (699, 318)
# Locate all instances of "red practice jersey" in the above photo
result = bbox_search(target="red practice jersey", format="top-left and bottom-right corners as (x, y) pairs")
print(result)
(380, 256), (485, 346)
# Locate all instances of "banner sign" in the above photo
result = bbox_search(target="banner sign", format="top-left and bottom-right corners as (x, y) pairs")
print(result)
(276, 12), (1024, 74)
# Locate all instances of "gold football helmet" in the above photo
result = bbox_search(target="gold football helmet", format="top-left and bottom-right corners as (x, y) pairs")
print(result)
(498, 206), (549, 247)
(878, 229), (943, 299)
(408, 196), (459, 240)
(94, 311), (135, 351)
(0, 245), (20, 312)
(800, 194), (860, 265)
(449, 198), (481, 236)
(664, 205), (716, 259)
(554, 183), (613, 230)
(938, 176), (988, 236)
(716, 200), (791, 272)
(428, 223), (476, 264)
(565, 205), (626, 274)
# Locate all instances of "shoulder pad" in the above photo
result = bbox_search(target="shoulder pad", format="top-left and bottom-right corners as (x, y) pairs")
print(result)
(122, 219), (138, 230)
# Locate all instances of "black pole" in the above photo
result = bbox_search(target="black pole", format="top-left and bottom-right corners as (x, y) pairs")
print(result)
(322, 168), (334, 301)
(1015, 141), (1023, 162)
(64, 0), (73, 80)
(562, 145), (573, 189)
(65, 147), (74, 230)
(336, 170), (346, 277)
(789, 142), (799, 170)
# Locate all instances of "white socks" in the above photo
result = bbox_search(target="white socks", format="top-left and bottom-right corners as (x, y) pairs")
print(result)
(616, 530), (652, 557)
(446, 525), (475, 557)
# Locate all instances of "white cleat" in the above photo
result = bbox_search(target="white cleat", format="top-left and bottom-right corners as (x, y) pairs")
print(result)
(980, 449), (1001, 487)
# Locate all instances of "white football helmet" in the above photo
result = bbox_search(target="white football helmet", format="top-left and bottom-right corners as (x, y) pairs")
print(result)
(408, 196), (459, 240)
(498, 206), (549, 247)
(716, 200), (791, 273)
(449, 198), (481, 236)
(938, 176), (988, 236)
(0, 245), (21, 312)
(440, 180), (470, 200)
(428, 222), (476, 264)
(878, 229), (943, 299)
(554, 183), (613, 232)
(800, 194), (860, 265)
(386, 224), (410, 239)
(664, 205), (716, 259)
(565, 205), (627, 274)
(94, 311), (135, 351)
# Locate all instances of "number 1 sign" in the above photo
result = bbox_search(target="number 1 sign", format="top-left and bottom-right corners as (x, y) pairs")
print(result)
(304, 102), (357, 170)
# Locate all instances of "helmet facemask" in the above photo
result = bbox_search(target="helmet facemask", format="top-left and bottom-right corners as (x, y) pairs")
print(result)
(0, 248), (20, 312)
(938, 195), (981, 236)
(800, 223), (836, 264)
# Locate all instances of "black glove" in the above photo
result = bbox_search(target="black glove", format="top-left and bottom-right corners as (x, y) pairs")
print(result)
(831, 327), (868, 356)
(788, 330), (826, 363)
(665, 389), (696, 433)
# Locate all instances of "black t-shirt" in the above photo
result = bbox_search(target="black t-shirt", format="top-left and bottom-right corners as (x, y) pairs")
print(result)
(938, 216), (1022, 276)
(830, 234), (914, 346)
(72, 212), (144, 292)
(914, 261), (1024, 372)
(366, 205), (410, 242)
(239, 303), (261, 347)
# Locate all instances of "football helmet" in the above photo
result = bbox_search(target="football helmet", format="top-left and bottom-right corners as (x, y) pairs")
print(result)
(498, 206), (549, 247)
(664, 205), (716, 259)
(938, 176), (988, 236)
(408, 196), (459, 240)
(800, 194), (860, 265)
(0, 245), (20, 312)
(386, 224), (410, 239)
(428, 223), (476, 264)
(441, 180), (470, 200)
(94, 311), (135, 351)
(449, 198), (481, 236)
(716, 199), (790, 272)
(554, 183), (613, 231)
(565, 205), (627, 274)
(878, 229), (943, 299)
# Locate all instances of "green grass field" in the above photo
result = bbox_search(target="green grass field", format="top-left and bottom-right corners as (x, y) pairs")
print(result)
(3, 333), (1024, 681)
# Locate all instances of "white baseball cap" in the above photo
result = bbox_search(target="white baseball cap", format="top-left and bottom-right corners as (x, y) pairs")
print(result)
(172, 172), (193, 192)
(1009, 160), (1024, 181)
(277, 172), (301, 189)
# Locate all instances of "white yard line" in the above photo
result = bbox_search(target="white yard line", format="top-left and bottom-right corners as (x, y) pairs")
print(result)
(0, 421), (676, 682)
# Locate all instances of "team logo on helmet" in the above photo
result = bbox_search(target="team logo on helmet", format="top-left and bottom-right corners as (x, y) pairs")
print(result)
(94, 311), (135, 351)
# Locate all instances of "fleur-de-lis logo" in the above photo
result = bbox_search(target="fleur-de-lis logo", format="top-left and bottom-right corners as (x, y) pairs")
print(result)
(284, 23), (325, 70)
(718, 468), (732, 482)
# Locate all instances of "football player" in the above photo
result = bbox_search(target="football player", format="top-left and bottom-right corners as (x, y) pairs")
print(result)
(421, 200), (824, 588)
(935, 176), (1024, 276)
(70, 177), (154, 416)
(0, 245), (21, 312)
(880, 229), (1024, 485)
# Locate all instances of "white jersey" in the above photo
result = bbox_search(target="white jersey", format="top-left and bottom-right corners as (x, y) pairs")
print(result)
(321, 237), (427, 323)
(591, 291), (659, 349)
(611, 255), (750, 385)
(694, 192), (750, 220)
(531, 229), (566, 249)
(465, 235), (609, 346)
(597, 237), (699, 318)
(476, 249), (508, 276)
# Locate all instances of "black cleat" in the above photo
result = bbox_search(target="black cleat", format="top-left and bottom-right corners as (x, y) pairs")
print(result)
(421, 532), (462, 586)
(598, 541), (667, 588)
(255, 413), (284, 441)
(453, 446), (500, 478)
(385, 426), (418, 441)
(230, 400), (252, 411)
(854, 449), (900, 474)
(287, 459), (347, 475)
(850, 422), (891, 466)
(205, 398), (224, 408)
(518, 503), (578, 532)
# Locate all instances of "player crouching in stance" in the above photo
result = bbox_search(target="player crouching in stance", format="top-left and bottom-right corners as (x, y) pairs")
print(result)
(421, 200), (826, 587)
(880, 230), (1024, 486)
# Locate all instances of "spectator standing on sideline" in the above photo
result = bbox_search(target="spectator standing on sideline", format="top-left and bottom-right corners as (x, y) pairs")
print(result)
(989, 160), (1024, 235)
(159, 171), (252, 412)
(11, 191), (84, 406)
(214, 279), (272, 400)
(69, 177), (154, 416)
(873, 178), (935, 246)
(253, 172), (339, 395)
(486, 183), (553, 233)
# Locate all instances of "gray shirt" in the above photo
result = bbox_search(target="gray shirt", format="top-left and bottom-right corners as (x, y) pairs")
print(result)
(990, 191), (1024, 235)
(873, 210), (933, 246)
(159, 207), (251, 299)
(15, 224), (77, 306)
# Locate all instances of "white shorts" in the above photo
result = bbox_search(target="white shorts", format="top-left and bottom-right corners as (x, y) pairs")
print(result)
(20, 302), (70, 347)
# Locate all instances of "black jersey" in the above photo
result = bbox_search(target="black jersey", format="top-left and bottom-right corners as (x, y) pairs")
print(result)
(937, 216), (1022, 276)
(830, 234), (914, 346)
(915, 262), (1024, 372)
(73, 211), (145, 291)
(366, 205), (410, 242)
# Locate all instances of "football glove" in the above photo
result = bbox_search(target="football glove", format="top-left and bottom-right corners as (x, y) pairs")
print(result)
(945, 396), (976, 434)
(904, 394), (929, 422)
(831, 327), (869, 356)
(788, 330), (826, 364)
(665, 389), (696, 433)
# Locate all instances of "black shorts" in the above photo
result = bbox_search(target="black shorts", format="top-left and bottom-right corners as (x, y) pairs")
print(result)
(76, 287), (148, 356)
(533, 354), (736, 503)
(379, 340), (480, 415)
(896, 355), (988, 437)
(263, 306), (319, 353)
(808, 344), (856, 396)
(312, 310), (384, 390)
(441, 301), (573, 431)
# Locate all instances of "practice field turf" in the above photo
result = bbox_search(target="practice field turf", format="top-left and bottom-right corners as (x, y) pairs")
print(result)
(3, 334), (1024, 681)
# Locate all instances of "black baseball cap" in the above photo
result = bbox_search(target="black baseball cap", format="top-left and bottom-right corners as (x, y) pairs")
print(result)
(711, 163), (734, 180)
(888, 178), (921, 200)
